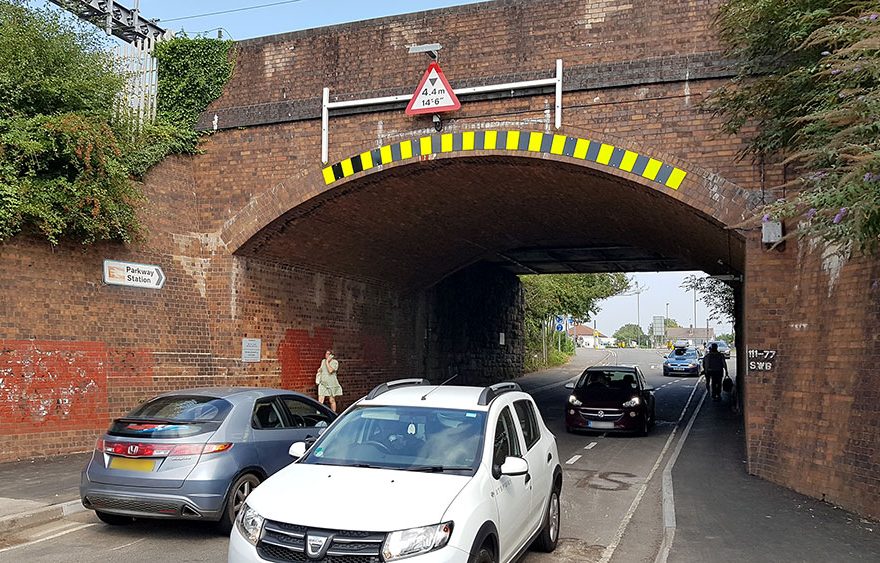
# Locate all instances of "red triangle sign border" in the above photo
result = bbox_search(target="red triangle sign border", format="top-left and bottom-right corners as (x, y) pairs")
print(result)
(405, 61), (461, 116)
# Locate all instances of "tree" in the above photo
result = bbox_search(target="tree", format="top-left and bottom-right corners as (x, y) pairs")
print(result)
(521, 273), (630, 369)
(613, 323), (645, 346)
(681, 275), (735, 323)
(710, 0), (880, 252)
(717, 333), (735, 345)
(665, 318), (680, 328)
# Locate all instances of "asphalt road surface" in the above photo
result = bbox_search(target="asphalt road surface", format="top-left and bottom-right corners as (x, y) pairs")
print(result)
(0, 348), (708, 562)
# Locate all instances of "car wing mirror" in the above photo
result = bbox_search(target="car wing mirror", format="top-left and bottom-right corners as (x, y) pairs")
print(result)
(289, 441), (307, 458)
(564, 381), (575, 390)
(500, 456), (529, 477)
(644, 386), (654, 392)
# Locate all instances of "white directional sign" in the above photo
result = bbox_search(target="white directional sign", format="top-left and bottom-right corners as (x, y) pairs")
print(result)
(103, 259), (165, 289)
(405, 61), (461, 115)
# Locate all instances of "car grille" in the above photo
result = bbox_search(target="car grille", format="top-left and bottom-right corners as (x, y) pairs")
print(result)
(257, 520), (385, 563)
(85, 495), (180, 516)
(578, 407), (624, 421)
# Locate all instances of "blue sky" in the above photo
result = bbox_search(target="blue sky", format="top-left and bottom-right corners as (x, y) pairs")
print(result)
(132, 1), (491, 40)
(38, 0), (731, 337)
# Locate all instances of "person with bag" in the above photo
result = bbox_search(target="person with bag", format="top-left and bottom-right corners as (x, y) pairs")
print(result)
(316, 350), (342, 412)
(702, 342), (728, 401)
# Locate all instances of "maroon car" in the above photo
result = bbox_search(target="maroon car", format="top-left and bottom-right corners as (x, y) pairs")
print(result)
(564, 365), (655, 435)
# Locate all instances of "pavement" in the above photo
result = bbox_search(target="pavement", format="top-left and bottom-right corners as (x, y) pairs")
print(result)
(1, 353), (878, 561)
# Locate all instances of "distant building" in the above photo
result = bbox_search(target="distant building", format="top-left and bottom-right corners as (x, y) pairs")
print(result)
(666, 326), (715, 348)
(568, 325), (607, 348)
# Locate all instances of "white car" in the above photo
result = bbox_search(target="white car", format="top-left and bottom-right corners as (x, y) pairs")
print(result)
(229, 379), (562, 563)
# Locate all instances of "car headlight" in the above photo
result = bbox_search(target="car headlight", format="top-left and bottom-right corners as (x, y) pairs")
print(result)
(382, 522), (453, 560)
(622, 397), (641, 408)
(237, 503), (264, 546)
(568, 395), (582, 407)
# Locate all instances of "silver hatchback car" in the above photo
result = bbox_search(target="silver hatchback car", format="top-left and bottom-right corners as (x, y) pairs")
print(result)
(80, 388), (336, 532)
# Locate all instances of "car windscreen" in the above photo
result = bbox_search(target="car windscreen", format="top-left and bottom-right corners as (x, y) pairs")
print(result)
(576, 370), (639, 391)
(670, 349), (698, 359)
(108, 395), (233, 438)
(300, 405), (486, 474)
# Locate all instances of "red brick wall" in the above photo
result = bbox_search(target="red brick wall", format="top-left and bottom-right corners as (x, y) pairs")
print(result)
(744, 234), (880, 519)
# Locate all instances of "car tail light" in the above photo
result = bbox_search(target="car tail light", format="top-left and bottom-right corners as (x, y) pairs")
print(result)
(169, 443), (233, 456)
(99, 440), (232, 457)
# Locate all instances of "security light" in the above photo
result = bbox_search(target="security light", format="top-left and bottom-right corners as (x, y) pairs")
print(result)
(408, 43), (442, 60)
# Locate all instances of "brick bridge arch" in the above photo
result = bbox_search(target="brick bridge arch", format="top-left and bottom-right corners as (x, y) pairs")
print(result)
(222, 125), (750, 287)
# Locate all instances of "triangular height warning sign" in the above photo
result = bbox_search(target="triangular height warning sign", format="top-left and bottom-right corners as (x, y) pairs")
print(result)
(405, 61), (461, 116)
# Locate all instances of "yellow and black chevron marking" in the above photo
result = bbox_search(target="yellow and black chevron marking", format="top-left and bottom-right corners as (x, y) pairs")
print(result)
(321, 130), (687, 190)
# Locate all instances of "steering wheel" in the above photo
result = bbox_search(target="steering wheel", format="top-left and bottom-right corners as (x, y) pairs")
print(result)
(288, 413), (306, 428)
(363, 440), (391, 453)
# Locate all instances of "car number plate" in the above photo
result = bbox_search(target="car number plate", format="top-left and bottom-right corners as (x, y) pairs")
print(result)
(109, 457), (155, 472)
(587, 421), (615, 429)
(674, 367), (686, 371)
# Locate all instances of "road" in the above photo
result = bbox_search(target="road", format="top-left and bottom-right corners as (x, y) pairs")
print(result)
(0, 348), (710, 562)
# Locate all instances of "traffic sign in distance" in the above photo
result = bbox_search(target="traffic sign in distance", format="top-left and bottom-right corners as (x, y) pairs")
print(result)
(555, 323), (565, 332)
(405, 61), (461, 116)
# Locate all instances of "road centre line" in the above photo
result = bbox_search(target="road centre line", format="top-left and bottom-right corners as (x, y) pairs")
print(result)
(584, 442), (597, 450)
(597, 373), (705, 563)
(0, 523), (95, 554)
(565, 454), (582, 465)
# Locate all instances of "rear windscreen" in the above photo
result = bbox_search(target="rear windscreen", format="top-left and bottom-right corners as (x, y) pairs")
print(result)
(108, 396), (233, 438)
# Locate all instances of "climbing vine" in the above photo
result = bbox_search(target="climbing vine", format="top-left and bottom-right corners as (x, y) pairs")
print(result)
(710, 0), (880, 253)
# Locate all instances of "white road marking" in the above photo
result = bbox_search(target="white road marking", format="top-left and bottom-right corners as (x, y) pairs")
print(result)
(0, 523), (95, 553)
(597, 374), (705, 563)
(110, 537), (146, 551)
(565, 454), (582, 465)
(584, 442), (597, 450)
(29, 520), (83, 540)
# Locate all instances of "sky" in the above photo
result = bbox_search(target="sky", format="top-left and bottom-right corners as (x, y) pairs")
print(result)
(38, 1), (734, 337)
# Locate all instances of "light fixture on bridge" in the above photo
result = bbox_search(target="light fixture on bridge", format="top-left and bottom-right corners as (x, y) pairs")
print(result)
(709, 274), (743, 282)
(408, 43), (442, 60)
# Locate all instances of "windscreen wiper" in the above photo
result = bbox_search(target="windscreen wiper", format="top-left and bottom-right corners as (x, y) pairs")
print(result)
(405, 465), (473, 473)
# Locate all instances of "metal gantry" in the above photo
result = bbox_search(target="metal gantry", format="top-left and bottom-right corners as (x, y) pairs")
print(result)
(48, 0), (169, 44)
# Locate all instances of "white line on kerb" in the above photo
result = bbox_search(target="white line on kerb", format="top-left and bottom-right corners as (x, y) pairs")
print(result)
(655, 378), (708, 563)
(584, 442), (597, 450)
(597, 375), (705, 563)
(565, 454), (582, 465)
(0, 523), (95, 553)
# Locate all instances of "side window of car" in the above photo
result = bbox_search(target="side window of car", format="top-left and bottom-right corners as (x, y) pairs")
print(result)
(280, 397), (332, 428)
(252, 398), (285, 430)
(513, 399), (541, 451)
(493, 407), (522, 468)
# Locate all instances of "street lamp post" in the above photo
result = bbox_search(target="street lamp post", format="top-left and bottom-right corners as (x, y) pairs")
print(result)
(665, 302), (669, 346)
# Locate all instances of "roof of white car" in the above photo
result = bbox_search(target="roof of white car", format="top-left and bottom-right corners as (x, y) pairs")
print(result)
(359, 384), (517, 411)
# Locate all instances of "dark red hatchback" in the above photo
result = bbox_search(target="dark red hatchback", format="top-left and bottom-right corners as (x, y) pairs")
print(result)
(564, 365), (656, 435)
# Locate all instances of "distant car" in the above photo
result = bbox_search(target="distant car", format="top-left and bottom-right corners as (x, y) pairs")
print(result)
(663, 347), (702, 376)
(80, 388), (336, 532)
(564, 365), (655, 435)
(707, 340), (732, 359)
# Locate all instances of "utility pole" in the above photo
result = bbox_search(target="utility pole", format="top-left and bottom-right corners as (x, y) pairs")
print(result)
(665, 302), (670, 347)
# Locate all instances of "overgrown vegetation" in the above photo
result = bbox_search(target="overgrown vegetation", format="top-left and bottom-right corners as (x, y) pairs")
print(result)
(0, 0), (233, 244)
(521, 273), (630, 371)
(681, 275), (735, 324)
(710, 0), (880, 252)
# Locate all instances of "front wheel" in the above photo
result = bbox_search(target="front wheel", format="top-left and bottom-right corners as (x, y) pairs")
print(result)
(470, 546), (496, 563)
(535, 488), (560, 552)
(217, 473), (261, 534)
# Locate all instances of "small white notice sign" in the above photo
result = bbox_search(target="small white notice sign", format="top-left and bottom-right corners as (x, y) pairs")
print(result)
(103, 259), (165, 289)
(242, 338), (262, 363)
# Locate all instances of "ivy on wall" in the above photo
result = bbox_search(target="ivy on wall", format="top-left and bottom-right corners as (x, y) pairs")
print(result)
(0, 0), (234, 245)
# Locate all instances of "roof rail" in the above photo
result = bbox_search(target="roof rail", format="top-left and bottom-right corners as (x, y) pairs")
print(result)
(477, 382), (522, 406)
(365, 378), (431, 400)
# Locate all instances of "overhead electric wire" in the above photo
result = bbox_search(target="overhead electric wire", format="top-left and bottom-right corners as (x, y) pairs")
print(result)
(158, 0), (307, 23)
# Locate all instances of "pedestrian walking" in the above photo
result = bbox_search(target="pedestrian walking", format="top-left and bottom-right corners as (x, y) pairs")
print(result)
(702, 342), (728, 401)
(316, 350), (342, 412)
